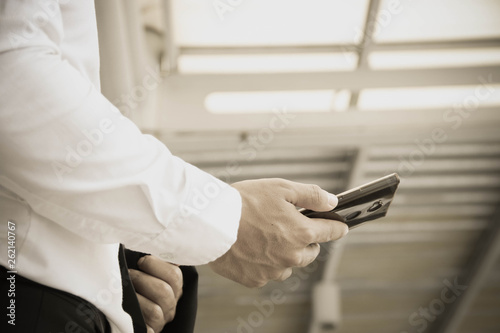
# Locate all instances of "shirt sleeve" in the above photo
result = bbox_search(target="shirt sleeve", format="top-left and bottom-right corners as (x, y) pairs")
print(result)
(0, 2), (241, 265)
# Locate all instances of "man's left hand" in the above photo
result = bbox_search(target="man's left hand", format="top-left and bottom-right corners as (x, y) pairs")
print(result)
(129, 255), (183, 333)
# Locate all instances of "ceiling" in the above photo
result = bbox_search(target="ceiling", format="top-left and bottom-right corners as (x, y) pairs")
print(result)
(163, 131), (500, 333)
(123, 0), (500, 332)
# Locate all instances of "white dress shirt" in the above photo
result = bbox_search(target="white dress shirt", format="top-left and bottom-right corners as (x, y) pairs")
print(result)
(0, 1), (241, 332)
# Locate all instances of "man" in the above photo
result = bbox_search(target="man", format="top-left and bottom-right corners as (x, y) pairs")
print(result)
(0, 1), (348, 332)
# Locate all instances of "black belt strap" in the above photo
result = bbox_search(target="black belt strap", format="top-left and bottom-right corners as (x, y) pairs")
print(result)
(1, 246), (198, 333)
(122, 246), (199, 333)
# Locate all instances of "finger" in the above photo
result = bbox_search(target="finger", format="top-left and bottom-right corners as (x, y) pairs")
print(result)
(138, 255), (183, 301)
(302, 218), (348, 244)
(129, 269), (176, 321)
(297, 243), (321, 267)
(276, 268), (293, 281)
(136, 293), (166, 333)
(282, 180), (338, 212)
(146, 325), (155, 333)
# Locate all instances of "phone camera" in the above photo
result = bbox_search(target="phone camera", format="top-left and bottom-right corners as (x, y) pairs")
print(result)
(368, 200), (383, 212)
(345, 211), (361, 220)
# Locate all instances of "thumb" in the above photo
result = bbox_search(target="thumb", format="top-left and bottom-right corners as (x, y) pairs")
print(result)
(284, 181), (338, 212)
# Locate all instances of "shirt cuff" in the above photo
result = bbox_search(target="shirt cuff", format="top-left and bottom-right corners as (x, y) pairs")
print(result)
(133, 174), (242, 266)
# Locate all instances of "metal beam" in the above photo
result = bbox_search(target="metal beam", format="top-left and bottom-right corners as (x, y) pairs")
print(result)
(178, 39), (500, 58)
(180, 45), (354, 55)
(357, 0), (381, 69)
(160, 126), (500, 148)
(350, 0), (381, 108)
(177, 38), (500, 56)
(320, 148), (368, 283)
(307, 148), (367, 333)
(373, 38), (500, 52)
(161, 0), (179, 74)
(432, 208), (500, 333)
(165, 65), (500, 92)
(157, 103), (500, 133)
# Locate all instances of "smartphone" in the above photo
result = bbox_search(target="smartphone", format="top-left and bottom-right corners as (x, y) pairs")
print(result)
(300, 173), (400, 229)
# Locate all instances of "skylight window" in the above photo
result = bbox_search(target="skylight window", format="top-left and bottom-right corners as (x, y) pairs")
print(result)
(172, 0), (370, 47)
(374, 0), (500, 43)
(178, 52), (359, 74)
(369, 48), (500, 70)
(205, 90), (351, 114)
(358, 85), (500, 111)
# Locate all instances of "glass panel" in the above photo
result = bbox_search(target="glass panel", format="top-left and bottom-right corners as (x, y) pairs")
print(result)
(172, 0), (370, 47)
(205, 90), (351, 114)
(358, 85), (500, 111)
(178, 52), (358, 74)
(374, 0), (500, 43)
(369, 48), (500, 70)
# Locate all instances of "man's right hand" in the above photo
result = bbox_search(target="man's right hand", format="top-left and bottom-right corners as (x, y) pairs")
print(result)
(209, 178), (348, 288)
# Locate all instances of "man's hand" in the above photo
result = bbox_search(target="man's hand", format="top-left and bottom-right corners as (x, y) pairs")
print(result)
(129, 255), (183, 333)
(209, 179), (348, 288)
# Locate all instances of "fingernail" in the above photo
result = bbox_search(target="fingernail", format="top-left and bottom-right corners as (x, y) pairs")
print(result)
(138, 256), (146, 266)
(342, 225), (349, 237)
(327, 193), (338, 208)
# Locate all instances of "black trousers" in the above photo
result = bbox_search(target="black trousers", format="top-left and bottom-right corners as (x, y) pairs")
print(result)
(2, 245), (198, 333)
